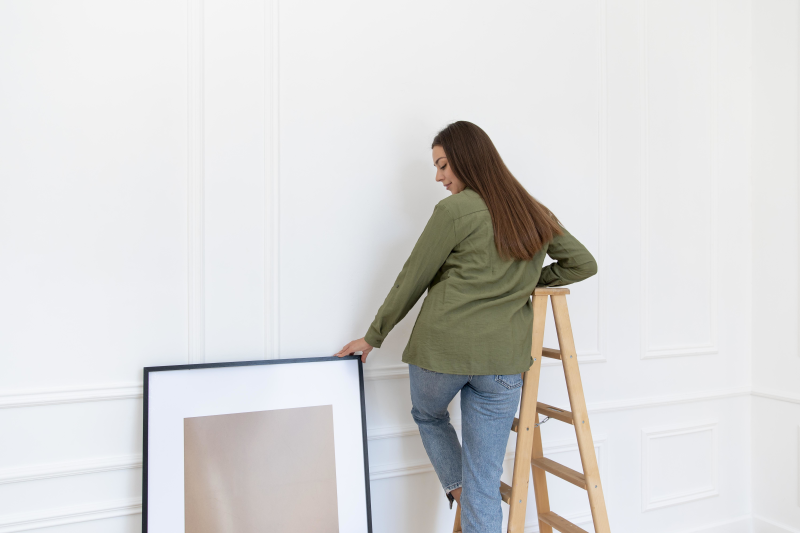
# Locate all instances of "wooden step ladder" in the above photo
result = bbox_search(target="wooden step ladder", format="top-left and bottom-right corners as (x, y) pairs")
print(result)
(452, 287), (611, 533)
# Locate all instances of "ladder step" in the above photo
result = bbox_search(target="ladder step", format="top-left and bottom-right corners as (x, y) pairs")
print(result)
(537, 402), (574, 425)
(499, 481), (512, 504)
(533, 287), (570, 296)
(538, 511), (589, 533)
(510, 403), (573, 432)
(541, 347), (561, 359)
(531, 457), (586, 489)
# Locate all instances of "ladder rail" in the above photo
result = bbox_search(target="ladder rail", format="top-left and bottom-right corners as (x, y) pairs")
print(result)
(551, 294), (611, 533)
(530, 411), (553, 533)
(506, 293), (548, 533)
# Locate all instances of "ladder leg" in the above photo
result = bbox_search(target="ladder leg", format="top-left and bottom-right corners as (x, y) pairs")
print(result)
(531, 413), (553, 533)
(507, 294), (548, 533)
(531, 411), (553, 533)
(452, 503), (462, 532)
(551, 295), (611, 533)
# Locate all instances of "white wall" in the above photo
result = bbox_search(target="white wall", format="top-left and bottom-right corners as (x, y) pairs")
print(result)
(752, 1), (800, 532)
(0, 1), (766, 532)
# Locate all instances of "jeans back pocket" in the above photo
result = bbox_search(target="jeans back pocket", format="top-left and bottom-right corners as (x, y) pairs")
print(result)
(495, 373), (523, 390)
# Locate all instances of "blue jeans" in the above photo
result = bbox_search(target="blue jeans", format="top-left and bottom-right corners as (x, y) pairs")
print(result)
(409, 363), (523, 533)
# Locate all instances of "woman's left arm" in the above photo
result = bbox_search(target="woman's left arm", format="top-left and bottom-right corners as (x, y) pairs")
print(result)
(334, 202), (457, 360)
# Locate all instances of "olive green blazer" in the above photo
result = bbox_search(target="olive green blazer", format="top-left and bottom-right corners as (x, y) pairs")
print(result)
(364, 187), (597, 375)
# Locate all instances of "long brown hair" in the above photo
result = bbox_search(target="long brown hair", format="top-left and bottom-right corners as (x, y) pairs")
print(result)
(432, 121), (562, 261)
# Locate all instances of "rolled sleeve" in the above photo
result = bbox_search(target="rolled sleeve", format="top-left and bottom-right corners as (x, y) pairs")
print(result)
(537, 225), (598, 287)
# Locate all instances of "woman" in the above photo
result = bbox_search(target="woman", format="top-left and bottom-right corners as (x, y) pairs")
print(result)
(334, 121), (597, 533)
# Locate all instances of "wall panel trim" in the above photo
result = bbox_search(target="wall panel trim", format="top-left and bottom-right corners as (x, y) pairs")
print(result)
(368, 421), (460, 441)
(751, 388), (800, 405)
(641, 420), (719, 511)
(187, 0), (205, 364)
(370, 435), (605, 481)
(0, 498), (140, 533)
(0, 455), (141, 486)
(367, 423), (422, 441)
(364, 356), (606, 382)
(0, 383), (142, 409)
(264, 0), (281, 359)
(591, 385), (748, 413)
(639, 0), (719, 360)
(0, 382), (750, 410)
(363, 364), (408, 380)
(594, 0), (609, 363)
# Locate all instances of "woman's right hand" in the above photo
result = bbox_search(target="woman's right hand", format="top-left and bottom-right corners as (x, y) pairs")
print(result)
(333, 337), (374, 364)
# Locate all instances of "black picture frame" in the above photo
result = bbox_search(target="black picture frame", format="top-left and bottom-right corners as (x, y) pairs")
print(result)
(142, 355), (372, 533)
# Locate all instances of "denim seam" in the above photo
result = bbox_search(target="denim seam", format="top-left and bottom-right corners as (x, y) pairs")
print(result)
(444, 480), (463, 493)
(445, 481), (463, 509)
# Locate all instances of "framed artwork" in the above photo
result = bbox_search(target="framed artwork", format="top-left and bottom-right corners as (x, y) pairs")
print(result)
(143, 355), (372, 533)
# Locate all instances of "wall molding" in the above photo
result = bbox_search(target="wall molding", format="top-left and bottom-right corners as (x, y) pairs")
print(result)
(264, 0), (281, 360)
(641, 420), (719, 511)
(0, 381), (750, 411)
(367, 386), (748, 444)
(187, 0), (205, 364)
(371, 450), (520, 482)
(368, 421), (463, 442)
(0, 383), (142, 409)
(363, 350), (609, 381)
(370, 435), (605, 481)
(639, 0), (719, 360)
(363, 363), (409, 380)
(751, 388), (800, 405)
(367, 422), (423, 441)
(0, 435), (603, 488)
(590, 385), (749, 413)
(0, 455), (141, 486)
(0, 454), (592, 531)
(593, 0), (608, 363)
(369, 457), (436, 481)
(0, 498), (140, 533)
(539, 0), (609, 364)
